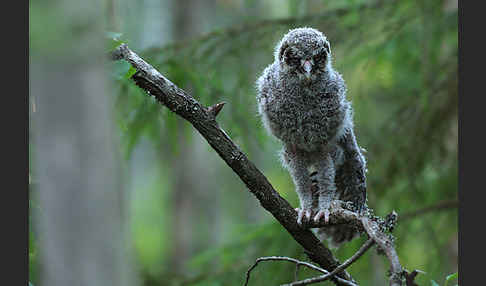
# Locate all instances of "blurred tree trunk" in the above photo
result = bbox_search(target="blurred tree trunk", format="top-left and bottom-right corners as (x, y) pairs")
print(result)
(168, 0), (201, 272)
(30, 1), (137, 285)
(107, 0), (119, 32)
(167, 0), (267, 271)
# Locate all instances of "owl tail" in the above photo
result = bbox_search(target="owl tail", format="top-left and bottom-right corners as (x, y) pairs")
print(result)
(313, 225), (361, 249)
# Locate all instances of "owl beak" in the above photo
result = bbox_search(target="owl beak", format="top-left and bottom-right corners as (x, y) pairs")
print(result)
(302, 60), (313, 79)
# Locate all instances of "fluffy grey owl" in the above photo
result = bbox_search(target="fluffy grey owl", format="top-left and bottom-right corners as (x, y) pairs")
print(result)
(256, 27), (367, 248)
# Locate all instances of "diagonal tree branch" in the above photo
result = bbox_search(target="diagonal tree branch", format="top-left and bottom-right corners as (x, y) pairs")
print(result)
(111, 44), (355, 285)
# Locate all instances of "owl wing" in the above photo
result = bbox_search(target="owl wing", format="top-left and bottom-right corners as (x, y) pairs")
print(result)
(336, 128), (367, 213)
(256, 64), (285, 139)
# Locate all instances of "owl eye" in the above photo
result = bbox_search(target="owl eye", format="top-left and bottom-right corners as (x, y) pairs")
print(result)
(290, 57), (300, 66)
(314, 52), (326, 63)
(286, 53), (300, 66)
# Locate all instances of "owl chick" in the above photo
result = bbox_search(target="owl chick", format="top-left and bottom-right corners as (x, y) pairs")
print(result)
(256, 27), (367, 248)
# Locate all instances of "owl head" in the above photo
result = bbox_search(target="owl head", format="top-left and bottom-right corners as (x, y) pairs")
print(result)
(275, 27), (332, 82)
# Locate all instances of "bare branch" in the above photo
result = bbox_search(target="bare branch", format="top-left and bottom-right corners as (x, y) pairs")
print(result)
(361, 217), (403, 286)
(244, 256), (326, 286)
(284, 239), (375, 286)
(244, 256), (358, 286)
(111, 44), (354, 285)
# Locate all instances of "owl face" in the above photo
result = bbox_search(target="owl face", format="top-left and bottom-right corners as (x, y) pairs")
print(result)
(276, 28), (331, 82)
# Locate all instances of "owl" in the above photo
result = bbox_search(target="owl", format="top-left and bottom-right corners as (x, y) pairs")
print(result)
(256, 27), (367, 248)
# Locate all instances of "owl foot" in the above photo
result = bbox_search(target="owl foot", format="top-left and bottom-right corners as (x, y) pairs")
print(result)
(295, 207), (312, 225)
(313, 199), (333, 224)
(313, 208), (330, 224)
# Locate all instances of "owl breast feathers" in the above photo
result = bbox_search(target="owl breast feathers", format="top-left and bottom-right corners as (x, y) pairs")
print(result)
(256, 28), (352, 152)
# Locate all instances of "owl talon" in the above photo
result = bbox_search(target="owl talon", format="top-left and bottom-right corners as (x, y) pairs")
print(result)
(296, 208), (313, 225)
(305, 209), (312, 221)
(297, 208), (304, 225)
(313, 211), (323, 223)
(314, 209), (330, 224)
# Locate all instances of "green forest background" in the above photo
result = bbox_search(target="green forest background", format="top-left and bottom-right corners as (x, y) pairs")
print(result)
(29, 0), (458, 285)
